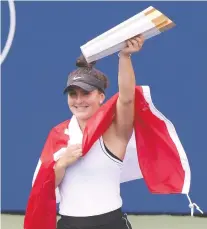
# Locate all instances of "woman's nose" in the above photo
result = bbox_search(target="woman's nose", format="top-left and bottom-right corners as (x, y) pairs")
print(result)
(75, 94), (83, 103)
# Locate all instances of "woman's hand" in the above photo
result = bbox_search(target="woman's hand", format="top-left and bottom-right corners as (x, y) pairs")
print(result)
(56, 144), (82, 169)
(119, 35), (145, 57)
(54, 144), (82, 187)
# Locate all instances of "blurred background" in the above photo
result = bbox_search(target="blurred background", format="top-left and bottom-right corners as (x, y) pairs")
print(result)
(1, 1), (207, 219)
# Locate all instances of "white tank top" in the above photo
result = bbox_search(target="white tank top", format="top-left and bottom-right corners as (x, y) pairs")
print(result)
(58, 136), (123, 217)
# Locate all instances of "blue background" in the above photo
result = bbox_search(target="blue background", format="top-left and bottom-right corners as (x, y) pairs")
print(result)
(1, 1), (207, 214)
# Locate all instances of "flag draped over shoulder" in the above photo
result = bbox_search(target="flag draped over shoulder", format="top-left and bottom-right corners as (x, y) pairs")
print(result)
(24, 85), (191, 229)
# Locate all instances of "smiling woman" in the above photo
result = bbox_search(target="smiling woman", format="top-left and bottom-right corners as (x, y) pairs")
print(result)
(24, 35), (145, 229)
(24, 28), (198, 229)
(53, 36), (144, 229)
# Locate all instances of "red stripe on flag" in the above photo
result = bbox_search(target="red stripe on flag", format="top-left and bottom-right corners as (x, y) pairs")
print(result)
(134, 86), (185, 193)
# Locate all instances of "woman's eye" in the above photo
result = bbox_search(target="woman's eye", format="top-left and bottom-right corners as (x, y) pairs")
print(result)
(83, 91), (90, 95)
(69, 92), (76, 96)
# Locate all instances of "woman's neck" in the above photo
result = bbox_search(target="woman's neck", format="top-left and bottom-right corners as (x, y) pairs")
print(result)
(77, 119), (87, 132)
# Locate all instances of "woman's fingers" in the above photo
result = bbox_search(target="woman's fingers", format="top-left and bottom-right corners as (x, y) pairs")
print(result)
(121, 34), (145, 55)
(131, 39), (140, 49)
(126, 40), (133, 49)
(72, 149), (82, 157)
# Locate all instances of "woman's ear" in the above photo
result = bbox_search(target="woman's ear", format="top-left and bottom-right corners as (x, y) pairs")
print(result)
(99, 93), (105, 104)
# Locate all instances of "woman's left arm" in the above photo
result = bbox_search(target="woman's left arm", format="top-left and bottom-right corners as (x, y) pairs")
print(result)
(114, 35), (144, 142)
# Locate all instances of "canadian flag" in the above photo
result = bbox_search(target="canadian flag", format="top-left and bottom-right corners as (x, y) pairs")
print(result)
(24, 86), (197, 229)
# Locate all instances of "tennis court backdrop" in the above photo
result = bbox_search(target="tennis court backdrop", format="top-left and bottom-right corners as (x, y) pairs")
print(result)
(1, 1), (207, 215)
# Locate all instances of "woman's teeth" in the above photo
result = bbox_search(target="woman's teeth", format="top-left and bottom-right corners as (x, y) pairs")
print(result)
(75, 106), (88, 110)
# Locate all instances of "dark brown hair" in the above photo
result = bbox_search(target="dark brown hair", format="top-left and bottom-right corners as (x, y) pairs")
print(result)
(69, 55), (109, 91)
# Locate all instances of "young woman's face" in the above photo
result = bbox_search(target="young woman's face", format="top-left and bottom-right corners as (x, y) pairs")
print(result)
(67, 86), (105, 121)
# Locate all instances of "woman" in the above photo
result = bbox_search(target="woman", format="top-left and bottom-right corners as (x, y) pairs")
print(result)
(24, 33), (195, 229)
(55, 35), (144, 229)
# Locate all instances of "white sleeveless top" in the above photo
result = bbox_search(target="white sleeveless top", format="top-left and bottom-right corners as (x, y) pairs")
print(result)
(58, 136), (123, 217)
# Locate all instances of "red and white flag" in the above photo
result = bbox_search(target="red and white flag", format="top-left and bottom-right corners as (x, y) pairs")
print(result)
(24, 86), (200, 229)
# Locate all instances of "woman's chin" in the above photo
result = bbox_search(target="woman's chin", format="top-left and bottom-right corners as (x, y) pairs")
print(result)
(75, 112), (92, 121)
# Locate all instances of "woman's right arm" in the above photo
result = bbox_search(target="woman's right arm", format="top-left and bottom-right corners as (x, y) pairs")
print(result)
(54, 159), (67, 187)
(54, 144), (82, 187)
